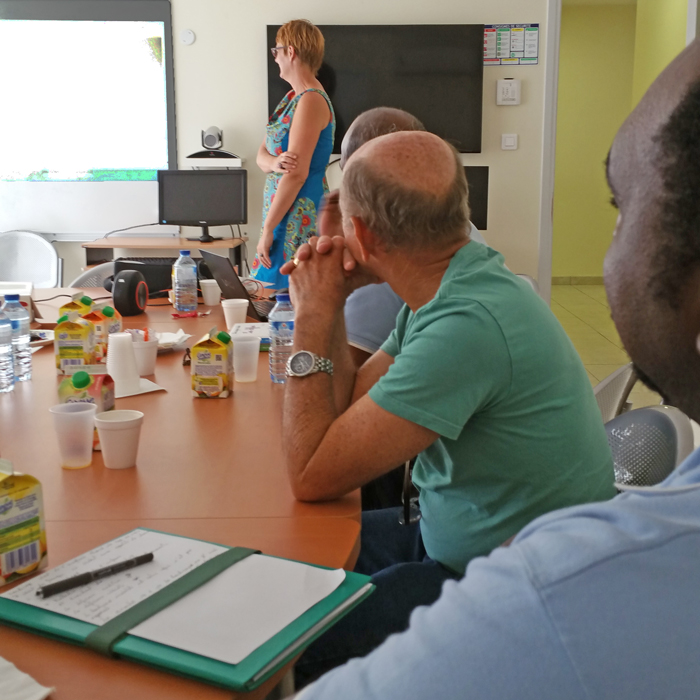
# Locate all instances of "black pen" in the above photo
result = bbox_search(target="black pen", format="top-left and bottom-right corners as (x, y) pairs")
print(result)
(35, 552), (155, 599)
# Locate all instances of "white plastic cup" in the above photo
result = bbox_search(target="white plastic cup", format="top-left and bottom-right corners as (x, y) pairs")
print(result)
(221, 299), (249, 330)
(233, 336), (261, 382)
(95, 410), (144, 469)
(200, 279), (222, 306)
(49, 403), (97, 469)
(106, 332), (140, 395)
(132, 338), (159, 376)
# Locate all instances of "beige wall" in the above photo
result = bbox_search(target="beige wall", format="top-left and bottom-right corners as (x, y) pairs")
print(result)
(59, 0), (553, 284)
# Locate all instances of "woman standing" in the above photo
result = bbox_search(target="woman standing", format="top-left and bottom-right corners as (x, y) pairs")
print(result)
(251, 19), (335, 288)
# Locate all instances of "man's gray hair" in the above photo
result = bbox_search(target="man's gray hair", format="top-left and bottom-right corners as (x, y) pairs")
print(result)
(342, 141), (470, 250)
(343, 109), (426, 164)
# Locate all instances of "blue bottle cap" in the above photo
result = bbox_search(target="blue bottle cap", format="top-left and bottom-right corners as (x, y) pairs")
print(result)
(5, 294), (19, 301)
(179, 250), (190, 256)
(275, 294), (291, 303)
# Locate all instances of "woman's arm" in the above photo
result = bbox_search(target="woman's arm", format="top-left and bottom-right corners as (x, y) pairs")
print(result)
(257, 91), (330, 268)
(257, 141), (298, 175)
(256, 141), (276, 174)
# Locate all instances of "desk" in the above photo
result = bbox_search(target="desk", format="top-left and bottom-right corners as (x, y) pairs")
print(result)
(83, 237), (247, 273)
(0, 290), (361, 700)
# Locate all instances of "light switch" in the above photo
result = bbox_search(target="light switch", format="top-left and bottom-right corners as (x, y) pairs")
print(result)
(501, 134), (518, 150)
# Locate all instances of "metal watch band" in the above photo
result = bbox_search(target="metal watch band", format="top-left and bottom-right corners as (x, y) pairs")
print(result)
(313, 357), (334, 376)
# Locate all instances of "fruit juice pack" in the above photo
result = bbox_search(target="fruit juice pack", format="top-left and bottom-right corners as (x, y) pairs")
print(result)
(58, 368), (115, 450)
(0, 458), (47, 587)
(191, 329), (233, 398)
(100, 305), (122, 334)
(59, 293), (93, 317)
(54, 312), (96, 374)
(82, 307), (108, 363)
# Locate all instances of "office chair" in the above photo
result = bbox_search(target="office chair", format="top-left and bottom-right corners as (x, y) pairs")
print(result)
(606, 405), (694, 488)
(0, 231), (62, 287)
(594, 363), (638, 423)
(69, 262), (114, 289)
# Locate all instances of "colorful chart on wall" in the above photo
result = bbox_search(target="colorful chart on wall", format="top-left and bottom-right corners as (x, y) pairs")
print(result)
(484, 24), (539, 66)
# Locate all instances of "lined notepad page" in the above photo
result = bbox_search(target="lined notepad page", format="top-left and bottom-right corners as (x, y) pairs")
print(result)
(1, 529), (346, 664)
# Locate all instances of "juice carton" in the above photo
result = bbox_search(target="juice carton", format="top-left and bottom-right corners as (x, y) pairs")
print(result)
(58, 369), (115, 450)
(82, 307), (108, 362)
(100, 305), (122, 335)
(54, 312), (96, 374)
(0, 459), (48, 587)
(59, 293), (94, 317)
(191, 329), (233, 398)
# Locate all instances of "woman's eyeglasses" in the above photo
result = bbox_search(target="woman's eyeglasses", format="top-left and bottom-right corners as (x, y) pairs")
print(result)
(270, 45), (288, 58)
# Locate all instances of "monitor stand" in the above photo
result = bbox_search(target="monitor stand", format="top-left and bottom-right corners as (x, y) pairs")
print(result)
(186, 225), (221, 243)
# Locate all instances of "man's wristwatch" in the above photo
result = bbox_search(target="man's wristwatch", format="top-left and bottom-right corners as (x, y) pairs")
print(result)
(286, 351), (334, 377)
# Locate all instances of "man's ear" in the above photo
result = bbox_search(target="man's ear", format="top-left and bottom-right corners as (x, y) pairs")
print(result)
(350, 216), (378, 263)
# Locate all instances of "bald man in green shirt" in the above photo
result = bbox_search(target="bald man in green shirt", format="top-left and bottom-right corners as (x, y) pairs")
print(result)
(280, 130), (615, 685)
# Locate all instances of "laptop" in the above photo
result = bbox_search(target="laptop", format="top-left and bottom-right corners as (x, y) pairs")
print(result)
(198, 249), (275, 322)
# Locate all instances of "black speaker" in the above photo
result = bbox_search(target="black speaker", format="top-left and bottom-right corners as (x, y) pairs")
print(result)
(112, 270), (149, 316)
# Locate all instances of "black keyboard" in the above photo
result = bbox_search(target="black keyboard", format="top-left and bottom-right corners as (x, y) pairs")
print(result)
(252, 299), (275, 318)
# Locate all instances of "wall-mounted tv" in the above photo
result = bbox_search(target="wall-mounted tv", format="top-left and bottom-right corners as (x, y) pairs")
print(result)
(267, 24), (484, 154)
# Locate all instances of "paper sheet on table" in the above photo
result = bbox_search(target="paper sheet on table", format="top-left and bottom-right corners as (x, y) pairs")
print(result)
(115, 377), (166, 399)
(0, 656), (54, 700)
(1, 530), (227, 626)
(130, 554), (346, 665)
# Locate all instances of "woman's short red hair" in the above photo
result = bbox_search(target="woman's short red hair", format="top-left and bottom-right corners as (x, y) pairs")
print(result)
(277, 19), (325, 74)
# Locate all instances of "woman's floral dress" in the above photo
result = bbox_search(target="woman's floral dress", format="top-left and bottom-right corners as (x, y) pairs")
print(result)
(251, 89), (335, 288)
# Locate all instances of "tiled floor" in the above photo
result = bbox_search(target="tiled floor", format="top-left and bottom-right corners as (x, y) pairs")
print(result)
(551, 285), (662, 410)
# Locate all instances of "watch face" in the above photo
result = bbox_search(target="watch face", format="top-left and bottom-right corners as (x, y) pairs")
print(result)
(290, 351), (314, 375)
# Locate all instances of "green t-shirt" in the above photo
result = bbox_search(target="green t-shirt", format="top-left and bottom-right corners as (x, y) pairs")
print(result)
(368, 242), (615, 574)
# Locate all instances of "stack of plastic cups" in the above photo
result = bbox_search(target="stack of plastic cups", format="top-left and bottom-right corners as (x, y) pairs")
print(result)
(106, 333), (141, 396)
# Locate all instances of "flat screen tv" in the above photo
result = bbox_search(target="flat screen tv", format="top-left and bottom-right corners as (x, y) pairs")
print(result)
(0, 0), (177, 239)
(267, 24), (484, 154)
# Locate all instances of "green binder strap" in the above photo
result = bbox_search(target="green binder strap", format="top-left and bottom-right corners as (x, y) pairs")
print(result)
(85, 547), (259, 657)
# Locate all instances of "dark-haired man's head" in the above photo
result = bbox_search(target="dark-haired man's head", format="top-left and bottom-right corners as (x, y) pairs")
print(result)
(339, 107), (425, 169)
(604, 40), (700, 419)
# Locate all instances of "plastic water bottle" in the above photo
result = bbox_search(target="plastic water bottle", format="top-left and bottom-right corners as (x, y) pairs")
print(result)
(0, 310), (14, 393)
(172, 250), (198, 313)
(268, 294), (294, 384)
(2, 295), (31, 382)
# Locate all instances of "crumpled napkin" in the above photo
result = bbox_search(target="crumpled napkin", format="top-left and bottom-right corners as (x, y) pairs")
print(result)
(0, 656), (54, 700)
(155, 329), (191, 352)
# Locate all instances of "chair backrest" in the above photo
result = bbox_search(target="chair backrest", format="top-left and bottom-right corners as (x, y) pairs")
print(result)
(594, 363), (637, 423)
(69, 262), (115, 289)
(0, 231), (62, 288)
(606, 405), (695, 488)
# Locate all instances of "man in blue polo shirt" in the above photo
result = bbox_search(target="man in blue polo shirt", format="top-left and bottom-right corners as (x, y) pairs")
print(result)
(291, 37), (700, 700)
(280, 114), (614, 682)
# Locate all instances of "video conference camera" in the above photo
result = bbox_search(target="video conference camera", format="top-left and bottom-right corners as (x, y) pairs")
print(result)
(201, 126), (223, 150)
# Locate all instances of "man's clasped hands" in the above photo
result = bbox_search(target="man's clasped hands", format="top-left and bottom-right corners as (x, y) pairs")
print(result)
(279, 191), (378, 320)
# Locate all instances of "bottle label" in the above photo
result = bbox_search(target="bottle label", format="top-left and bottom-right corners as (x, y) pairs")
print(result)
(270, 320), (294, 336)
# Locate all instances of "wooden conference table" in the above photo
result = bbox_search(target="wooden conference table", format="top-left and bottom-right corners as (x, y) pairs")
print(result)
(0, 290), (361, 700)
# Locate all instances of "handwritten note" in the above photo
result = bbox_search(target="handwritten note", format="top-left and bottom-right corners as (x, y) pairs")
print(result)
(1, 529), (226, 625)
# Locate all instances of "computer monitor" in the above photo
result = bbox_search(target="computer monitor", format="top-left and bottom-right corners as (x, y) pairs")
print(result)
(158, 169), (247, 243)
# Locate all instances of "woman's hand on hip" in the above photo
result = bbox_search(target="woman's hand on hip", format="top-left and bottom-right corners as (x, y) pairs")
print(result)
(272, 151), (298, 174)
(256, 227), (275, 268)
